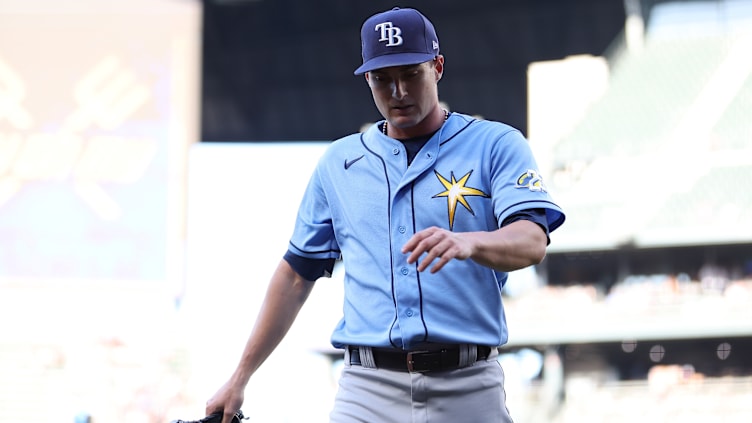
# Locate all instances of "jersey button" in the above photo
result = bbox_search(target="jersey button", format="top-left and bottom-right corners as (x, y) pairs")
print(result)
(400, 267), (409, 275)
(406, 310), (414, 317)
(398, 226), (406, 234)
(392, 148), (400, 155)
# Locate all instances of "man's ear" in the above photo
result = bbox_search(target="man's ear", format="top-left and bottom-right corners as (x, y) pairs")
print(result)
(434, 55), (444, 81)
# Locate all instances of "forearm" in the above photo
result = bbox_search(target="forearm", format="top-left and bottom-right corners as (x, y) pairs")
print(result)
(468, 220), (547, 272)
(230, 259), (315, 386)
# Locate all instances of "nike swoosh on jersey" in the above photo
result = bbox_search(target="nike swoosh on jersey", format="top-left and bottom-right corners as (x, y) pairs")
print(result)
(344, 155), (365, 170)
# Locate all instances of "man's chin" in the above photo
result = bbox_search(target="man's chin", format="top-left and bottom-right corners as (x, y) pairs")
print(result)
(388, 115), (419, 129)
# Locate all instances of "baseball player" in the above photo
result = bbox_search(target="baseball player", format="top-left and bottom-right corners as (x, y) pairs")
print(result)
(206, 7), (565, 423)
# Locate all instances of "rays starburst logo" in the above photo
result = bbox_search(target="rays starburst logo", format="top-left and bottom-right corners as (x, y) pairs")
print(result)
(432, 170), (489, 230)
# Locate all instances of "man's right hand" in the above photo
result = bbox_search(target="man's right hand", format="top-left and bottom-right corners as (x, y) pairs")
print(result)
(206, 379), (246, 423)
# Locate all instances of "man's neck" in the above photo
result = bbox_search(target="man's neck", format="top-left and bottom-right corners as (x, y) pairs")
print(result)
(385, 106), (447, 139)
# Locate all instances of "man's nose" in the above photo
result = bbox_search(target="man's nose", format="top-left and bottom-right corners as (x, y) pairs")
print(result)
(391, 79), (407, 99)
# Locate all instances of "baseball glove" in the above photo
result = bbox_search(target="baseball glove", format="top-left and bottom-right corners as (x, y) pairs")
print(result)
(170, 409), (246, 423)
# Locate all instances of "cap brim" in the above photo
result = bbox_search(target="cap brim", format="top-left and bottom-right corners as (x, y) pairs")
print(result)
(354, 52), (437, 75)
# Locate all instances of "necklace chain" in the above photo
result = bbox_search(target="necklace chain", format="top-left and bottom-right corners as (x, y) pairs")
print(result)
(382, 109), (449, 136)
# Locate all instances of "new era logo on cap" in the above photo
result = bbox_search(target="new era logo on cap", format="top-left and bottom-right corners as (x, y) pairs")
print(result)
(354, 8), (440, 75)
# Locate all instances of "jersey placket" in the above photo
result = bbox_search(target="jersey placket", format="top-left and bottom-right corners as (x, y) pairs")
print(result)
(390, 183), (426, 348)
(388, 138), (441, 349)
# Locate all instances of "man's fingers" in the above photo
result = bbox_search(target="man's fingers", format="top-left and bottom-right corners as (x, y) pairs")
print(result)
(409, 240), (437, 268)
(430, 256), (450, 273)
(424, 243), (456, 273)
(401, 228), (432, 254)
(404, 227), (470, 273)
(403, 228), (453, 271)
(415, 239), (453, 272)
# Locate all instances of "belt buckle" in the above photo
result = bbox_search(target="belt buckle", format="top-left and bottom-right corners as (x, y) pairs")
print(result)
(407, 351), (431, 373)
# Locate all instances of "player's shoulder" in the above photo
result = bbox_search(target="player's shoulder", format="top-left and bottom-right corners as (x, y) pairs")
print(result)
(447, 112), (526, 143)
(324, 131), (363, 154)
(331, 131), (364, 146)
(313, 131), (365, 168)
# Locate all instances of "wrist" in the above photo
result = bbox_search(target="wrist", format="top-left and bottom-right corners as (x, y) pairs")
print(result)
(230, 366), (253, 387)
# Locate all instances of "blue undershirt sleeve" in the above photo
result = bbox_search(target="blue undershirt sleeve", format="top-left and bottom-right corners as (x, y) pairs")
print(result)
(283, 250), (336, 281)
(501, 208), (551, 244)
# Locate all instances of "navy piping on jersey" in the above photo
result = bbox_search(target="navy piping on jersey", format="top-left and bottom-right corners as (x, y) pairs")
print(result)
(438, 117), (476, 146)
(358, 133), (403, 349)
(287, 240), (340, 256)
(409, 180), (429, 346)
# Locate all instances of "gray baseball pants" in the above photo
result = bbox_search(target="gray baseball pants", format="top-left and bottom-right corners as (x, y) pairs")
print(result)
(329, 346), (514, 423)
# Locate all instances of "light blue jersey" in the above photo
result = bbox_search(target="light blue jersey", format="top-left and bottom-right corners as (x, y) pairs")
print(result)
(288, 112), (565, 350)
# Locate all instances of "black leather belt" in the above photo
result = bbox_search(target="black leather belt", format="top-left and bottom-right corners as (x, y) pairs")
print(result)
(349, 345), (492, 373)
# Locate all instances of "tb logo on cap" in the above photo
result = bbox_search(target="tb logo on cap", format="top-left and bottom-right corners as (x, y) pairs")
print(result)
(375, 22), (403, 46)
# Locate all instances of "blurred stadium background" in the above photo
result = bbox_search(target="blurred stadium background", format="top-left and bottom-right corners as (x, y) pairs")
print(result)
(1, 0), (750, 422)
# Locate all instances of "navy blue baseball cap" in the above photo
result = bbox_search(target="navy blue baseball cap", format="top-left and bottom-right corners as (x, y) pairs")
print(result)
(354, 7), (440, 75)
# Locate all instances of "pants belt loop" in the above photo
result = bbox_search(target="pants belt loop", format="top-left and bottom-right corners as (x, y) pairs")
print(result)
(359, 346), (376, 368)
(458, 344), (477, 367)
(487, 346), (499, 361)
